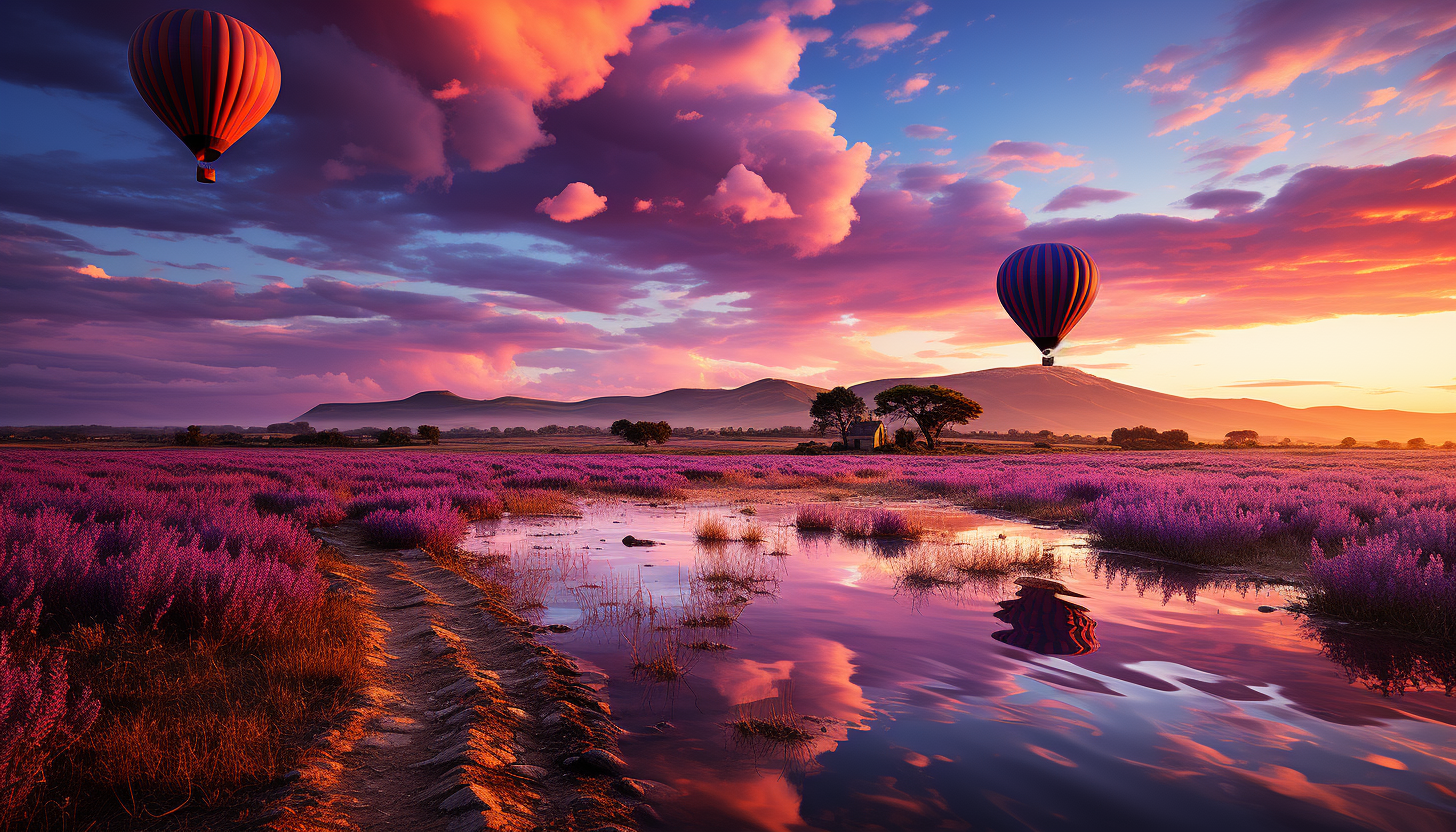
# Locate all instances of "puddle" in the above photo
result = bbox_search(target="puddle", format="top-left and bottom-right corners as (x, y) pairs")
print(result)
(463, 501), (1456, 832)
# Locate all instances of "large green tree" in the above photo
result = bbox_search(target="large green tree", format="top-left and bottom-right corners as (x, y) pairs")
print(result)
(872, 385), (982, 450)
(809, 386), (868, 445)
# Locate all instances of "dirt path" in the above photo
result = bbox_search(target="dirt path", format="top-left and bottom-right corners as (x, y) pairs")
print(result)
(255, 527), (640, 832)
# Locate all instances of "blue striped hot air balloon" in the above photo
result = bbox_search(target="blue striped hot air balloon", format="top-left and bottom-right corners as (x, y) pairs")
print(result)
(996, 242), (1099, 366)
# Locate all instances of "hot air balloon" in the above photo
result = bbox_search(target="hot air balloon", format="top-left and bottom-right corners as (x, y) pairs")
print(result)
(128, 10), (281, 184)
(996, 242), (1099, 366)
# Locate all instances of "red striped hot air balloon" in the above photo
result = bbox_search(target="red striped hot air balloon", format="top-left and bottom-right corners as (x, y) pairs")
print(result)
(996, 242), (1099, 366)
(128, 9), (281, 184)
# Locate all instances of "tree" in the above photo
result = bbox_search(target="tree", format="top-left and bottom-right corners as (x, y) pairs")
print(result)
(872, 384), (982, 450)
(1224, 429), (1259, 447)
(174, 425), (213, 446)
(376, 426), (413, 446)
(610, 419), (672, 447)
(1339, 436), (1358, 448)
(809, 386), (868, 445)
(417, 424), (441, 445)
(1110, 425), (1159, 448)
(1407, 437), (1429, 449)
(893, 427), (917, 448)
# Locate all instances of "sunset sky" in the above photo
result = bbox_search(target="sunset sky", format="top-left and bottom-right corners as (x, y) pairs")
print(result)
(2, 0), (1455, 425)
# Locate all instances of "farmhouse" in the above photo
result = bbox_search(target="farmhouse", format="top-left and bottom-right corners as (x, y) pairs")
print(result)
(847, 420), (886, 450)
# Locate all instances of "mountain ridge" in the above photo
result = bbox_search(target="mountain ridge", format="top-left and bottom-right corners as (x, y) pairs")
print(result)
(293, 367), (1455, 443)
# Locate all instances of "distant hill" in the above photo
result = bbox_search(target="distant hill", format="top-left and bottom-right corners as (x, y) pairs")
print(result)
(295, 378), (827, 433)
(293, 366), (1456, 444)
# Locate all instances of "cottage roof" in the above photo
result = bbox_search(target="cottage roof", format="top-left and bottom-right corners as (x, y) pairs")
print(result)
(847, 420), (883, 437)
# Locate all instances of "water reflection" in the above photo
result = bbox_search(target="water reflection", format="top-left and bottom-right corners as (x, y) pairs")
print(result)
(1311, 623), (1456, 697)
(465, 503), (1456, 832)
(992, 577), (1100, 655)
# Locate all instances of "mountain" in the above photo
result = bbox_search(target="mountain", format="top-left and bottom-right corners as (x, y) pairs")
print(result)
(294, 367), (1456, 443)
(295, 378), (827, 432)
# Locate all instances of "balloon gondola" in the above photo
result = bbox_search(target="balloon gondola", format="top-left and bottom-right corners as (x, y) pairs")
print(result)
(996, 242), (1099, 366)
(128, 9), (281, 184)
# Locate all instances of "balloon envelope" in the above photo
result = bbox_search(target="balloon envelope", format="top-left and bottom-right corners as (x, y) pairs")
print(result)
(996, 242), (1099, 364)
(128, 9), (281, 178)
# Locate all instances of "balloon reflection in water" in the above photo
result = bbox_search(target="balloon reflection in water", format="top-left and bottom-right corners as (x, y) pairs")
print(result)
(993, 577), (1099, 656)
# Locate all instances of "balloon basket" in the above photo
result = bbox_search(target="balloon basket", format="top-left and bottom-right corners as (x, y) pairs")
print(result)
(196, 164), (216, 184)
(1042, 355), (1055, 366)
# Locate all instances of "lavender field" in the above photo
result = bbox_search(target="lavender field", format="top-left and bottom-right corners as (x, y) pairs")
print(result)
(1, 447), (1454, 824)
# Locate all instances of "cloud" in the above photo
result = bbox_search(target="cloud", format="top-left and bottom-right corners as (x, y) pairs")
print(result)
(535, 182), (608, 222)
(846, 22), (918, 50)
(1222, 379), (1346, 387)
(1179, 188), (1265, 215)
(705, 165), (798, 221)
(1132, 2), (1456, 134)
(904, 124), (949, 139)
(1402, 50), (1456, 112)
(907, 2), (932, 16)
(73, 264), (112, 279)
(888, 74), (934, 101)
(896, 164), (966, 193)
(1042, 186), (1135, 212)
(1363, 87), (1400, 108)
(981, 140), (1084, 176)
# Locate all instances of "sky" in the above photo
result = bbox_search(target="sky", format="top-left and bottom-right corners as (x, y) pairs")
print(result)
(1, 0), (1455, 426)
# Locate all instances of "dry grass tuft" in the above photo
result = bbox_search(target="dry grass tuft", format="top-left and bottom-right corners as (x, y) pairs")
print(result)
(693, 514), (733, 542)
(502, 488), (580, 516)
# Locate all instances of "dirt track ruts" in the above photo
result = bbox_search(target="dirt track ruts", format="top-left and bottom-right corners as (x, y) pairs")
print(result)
(251, 526), (641, 832)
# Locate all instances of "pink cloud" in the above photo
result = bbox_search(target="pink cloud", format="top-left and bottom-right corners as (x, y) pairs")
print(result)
(1042, 186), (1135, 212)
(888, 74), (934, 101)
(1152, 99), (1228, 136)
(431, 79), (469, 100)
(705, 165), (798, 221)
(1187, 128), (1294, 178)
(904, 124), (949, 139)
(1179, 187), (1265, 216)
(1363, 87), (1400, 108)
(981, 140), (1084, 176)
(896, 164), (966, 193)
(1402, 51), (1456, 112)
(846, 22), (918, 50)
(73, 264), (113, 280)
(536, 182), (608, 222)
(633, 199), (654, 212)
(1132, 3), (1456, 135)
(760, 0), (834, 20)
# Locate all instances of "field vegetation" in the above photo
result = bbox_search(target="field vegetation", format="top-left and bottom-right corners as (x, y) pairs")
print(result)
(2, 446), (1455, 818)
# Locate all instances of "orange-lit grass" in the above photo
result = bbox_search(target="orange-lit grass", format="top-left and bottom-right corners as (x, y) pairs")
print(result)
(52, 589), (369, 816)
(502, 488), (580, 516)
(693, 514), (733, 542)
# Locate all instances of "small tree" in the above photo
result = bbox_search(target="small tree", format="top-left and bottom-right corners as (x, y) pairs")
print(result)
(1407, 437), (1429, 449)
(376, 426), (413, 446)
(893, 427), (917, 448)
(809, 386), (869, 446)
(1339, 436), (1358, 448)
(1224, 429), (1259, 447)
(872, 384), (982, 450)
(417, 424), (441, 445)
(611, 419), (672, 447)
(1110, 425), (1159, 448)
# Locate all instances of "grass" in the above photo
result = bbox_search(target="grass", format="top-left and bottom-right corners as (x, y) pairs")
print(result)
(727, 714), (815, 744)
(793, 504), (839, 531)
(50, 587), (369, 818)
(502, 488), (580, 516)
(836, 508), (924, 540)
(693, 515), (733, 542)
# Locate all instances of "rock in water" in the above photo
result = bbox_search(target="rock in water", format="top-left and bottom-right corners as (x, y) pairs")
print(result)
(622, 535), (660, 547)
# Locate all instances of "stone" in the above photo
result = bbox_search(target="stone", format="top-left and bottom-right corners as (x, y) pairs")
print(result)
(507, 764), (549, 781)
(573, 748), (627, 775)
(621, 535), (660, 547)
(437, 677), (482, 699)
(280, 769), (302, 783)
(505, 707), (528, 720)
(446, 812), (492, 832)
(613, 778), (645, 798)
(398, 548), (430, 559)
(418, 765), (471, 801)
(412, 742), (472, 769)
(541, 713), (565, 728)
(545, 624), (574, 633)
(373, 716), (423, 733)
(634, 779), (684, 803)
(1257, 605), (1279, 613)
(633, 804), (664, 825)
(441, 783), (498, 813)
